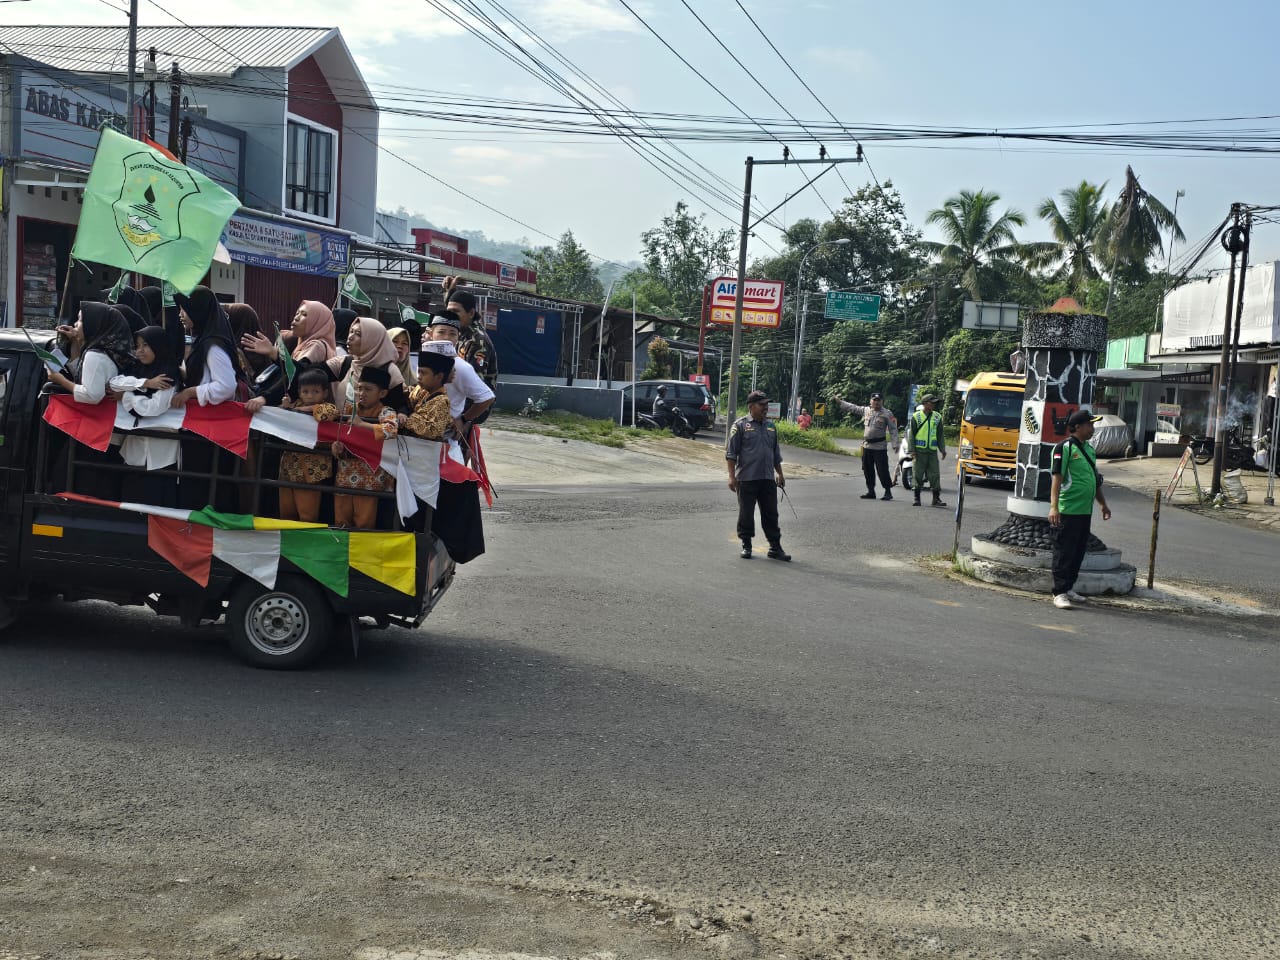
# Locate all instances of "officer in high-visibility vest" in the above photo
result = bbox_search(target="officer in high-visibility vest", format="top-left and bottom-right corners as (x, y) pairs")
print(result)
(909, 393), (948, 507)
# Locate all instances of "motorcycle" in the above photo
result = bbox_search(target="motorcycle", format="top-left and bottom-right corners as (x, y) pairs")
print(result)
(1189, 427), (1263, 471)
(638, 405), (697, 439)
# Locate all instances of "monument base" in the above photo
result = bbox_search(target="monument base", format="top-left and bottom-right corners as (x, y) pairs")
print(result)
(966, 513), (1136, 597)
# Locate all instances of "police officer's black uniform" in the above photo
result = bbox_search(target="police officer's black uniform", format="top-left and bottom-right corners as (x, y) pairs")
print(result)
(725, 390), (790, 560)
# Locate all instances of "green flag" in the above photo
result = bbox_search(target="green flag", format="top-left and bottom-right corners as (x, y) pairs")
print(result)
(339, 268), (373, 308)
(104, 272), (128, 303)
(71, 128), (241, 295)
(21, 327), (69, 373)
(276, 332), (296, 383)
(396, 300), (431, 331)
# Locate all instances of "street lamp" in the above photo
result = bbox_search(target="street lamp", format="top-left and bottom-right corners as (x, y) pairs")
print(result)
(789, 238), (851, 419)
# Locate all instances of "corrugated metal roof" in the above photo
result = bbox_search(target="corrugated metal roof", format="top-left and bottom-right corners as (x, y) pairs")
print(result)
(0, 24), (335, 76)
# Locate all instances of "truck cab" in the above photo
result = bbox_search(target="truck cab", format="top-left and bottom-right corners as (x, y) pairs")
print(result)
(957, 371), (1026, 484)
(0, 330), (455, 668)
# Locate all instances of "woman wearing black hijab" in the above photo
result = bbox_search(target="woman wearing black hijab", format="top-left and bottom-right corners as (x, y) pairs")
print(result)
(172, 286), (240, 408)
(113, 286), (153, 334)
(114, 325), (182, 506)
(139, 285), (186, 361)
(170, 286), (242, 510)
(333, 307), (357, 355)
(226, 303), (270, 380)
(48, 302), (134, 402)
(46, 302), (133, 498)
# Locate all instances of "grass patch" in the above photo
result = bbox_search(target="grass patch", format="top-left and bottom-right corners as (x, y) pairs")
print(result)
(774, 421), (850, 455)
(519, 410), (654, 448)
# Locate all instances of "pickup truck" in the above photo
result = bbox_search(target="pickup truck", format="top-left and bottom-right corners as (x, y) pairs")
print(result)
(0, 330), (455, 668)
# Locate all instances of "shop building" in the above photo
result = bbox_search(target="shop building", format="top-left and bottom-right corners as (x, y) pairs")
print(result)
(0, 25), (420, 328)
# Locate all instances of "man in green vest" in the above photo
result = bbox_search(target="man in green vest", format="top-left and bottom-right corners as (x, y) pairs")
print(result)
(910, 394), (948, 507)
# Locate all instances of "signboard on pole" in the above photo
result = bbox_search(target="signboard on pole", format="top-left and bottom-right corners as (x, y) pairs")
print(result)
(706, 277), (785, 328)
(825, 291), (881, 322)
(689, 374), (710, 386)
(767, 402), (782, 419)
(1156, 402), (1182, 418)
(962, 300), (1021, 331)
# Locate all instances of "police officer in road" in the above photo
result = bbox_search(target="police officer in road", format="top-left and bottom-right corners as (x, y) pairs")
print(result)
(834, 391), (899, 501)
(909, 393), (948, 507)
(725, 390), (791, 561)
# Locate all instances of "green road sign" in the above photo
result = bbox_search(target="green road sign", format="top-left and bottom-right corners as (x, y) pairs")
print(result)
(825, 291), (881, 322)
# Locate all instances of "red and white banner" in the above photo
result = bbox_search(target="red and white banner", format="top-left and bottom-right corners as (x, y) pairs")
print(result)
(43, 397), (443, 514)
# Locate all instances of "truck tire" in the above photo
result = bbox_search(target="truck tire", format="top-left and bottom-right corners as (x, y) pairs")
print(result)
(227, 575), (333, 669)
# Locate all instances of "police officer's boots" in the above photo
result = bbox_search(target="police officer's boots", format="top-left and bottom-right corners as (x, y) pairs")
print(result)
(740, 539), (752, 559)
(932, 490), (947, 507)
(913, 489), (921, 506)
(767, 542), (792, 562)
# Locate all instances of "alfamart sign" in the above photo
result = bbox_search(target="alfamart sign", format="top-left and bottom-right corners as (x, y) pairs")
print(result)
(706, 277), (785, 328)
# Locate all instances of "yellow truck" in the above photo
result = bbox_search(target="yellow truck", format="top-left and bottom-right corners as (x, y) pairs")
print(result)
(957, 371), (1026, 484)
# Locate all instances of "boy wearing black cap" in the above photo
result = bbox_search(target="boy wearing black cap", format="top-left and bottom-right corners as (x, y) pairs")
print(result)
(331, 365), (399, 529)
(403, 348), (455, 442)
(442, 276), (498, 389)
(725, 390), (790, 560)
(1048, 409), (1111, 609)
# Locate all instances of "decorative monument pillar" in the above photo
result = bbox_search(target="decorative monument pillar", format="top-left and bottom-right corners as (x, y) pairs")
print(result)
(965, 299), (1136, 595)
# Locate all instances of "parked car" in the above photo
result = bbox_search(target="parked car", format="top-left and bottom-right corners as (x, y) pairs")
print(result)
(620, 380), (716, 431)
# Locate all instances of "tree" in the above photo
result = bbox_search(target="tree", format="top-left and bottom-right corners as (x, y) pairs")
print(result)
(640, 335), (675, 380)
(1105, 166), (1186, 267)
(1030, 181), (1111, 297)
(922, 189), (1027, 301)
(639, 201), (735, 321)
(523, 230), (604, 301)
(924, 328), (1021, 422)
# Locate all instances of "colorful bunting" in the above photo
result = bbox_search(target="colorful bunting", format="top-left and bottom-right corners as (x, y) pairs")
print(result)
(57, 494), (417, 598)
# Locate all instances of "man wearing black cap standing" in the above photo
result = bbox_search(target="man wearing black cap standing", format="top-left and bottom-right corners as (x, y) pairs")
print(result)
(908, 393), (948, 507)
(442, 276), (498, 390)
(1048, 409), (1111, 609)
(833, 391), (899, 501)
(725, 390), (790, 560)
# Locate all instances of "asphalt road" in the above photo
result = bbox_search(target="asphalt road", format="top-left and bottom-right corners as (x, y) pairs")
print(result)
(1, 455), (1277, 959)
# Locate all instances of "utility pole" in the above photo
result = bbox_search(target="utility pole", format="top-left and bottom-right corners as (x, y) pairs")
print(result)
(725, 150), (864, 427)
(1211, 206), (1244, 496)
(167, 62), (182, 156)
(126, 0), (138, 137)
(179, 115), (193, 164)
(145, 47), (158, 140)
(726, 156), (754, 425)
(929, 280), (938, 381)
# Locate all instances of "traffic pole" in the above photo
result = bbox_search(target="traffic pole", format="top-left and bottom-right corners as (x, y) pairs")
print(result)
(1147, 489), (1162, 590)
(726, 156), (753, 432)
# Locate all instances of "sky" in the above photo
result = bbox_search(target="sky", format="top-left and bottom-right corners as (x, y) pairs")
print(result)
(11, 0), (1280, 274)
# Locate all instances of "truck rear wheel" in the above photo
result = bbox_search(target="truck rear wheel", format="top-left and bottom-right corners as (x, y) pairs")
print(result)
(227, 575), (332, 669)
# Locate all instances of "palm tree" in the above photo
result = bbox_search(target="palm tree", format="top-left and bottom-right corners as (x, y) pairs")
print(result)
(1029, 181), (1111, 298)
(923, 189), (1027, 301)
(1105, 166), (1186, 267)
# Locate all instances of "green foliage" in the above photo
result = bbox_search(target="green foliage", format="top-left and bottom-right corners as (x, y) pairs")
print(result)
(922, 189), (1027, 301)
(1028, 181), (1111, 297)
(522, 410), (650, 448)
(1104, 166), (1186, 268)
(639, 201), (735, 321)
(773, 421), (850, 455)
(641, 336), (676, 380)
(524, 230), (605, 301)
(922, 329), (1022, 422)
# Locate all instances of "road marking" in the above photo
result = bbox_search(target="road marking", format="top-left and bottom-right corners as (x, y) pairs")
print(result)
(932, 599), (963, 607)
(1035, 624), (1077, 634)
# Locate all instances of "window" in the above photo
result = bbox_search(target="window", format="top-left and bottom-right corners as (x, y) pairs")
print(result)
(285, 120), (335, 220)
